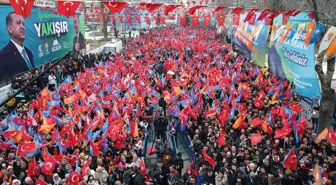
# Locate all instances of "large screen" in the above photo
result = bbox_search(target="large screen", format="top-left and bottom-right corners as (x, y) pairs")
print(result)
(0, 5), (85, 81)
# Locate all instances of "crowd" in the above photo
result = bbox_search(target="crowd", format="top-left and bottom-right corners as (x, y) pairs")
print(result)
(0, 25), (334, 185)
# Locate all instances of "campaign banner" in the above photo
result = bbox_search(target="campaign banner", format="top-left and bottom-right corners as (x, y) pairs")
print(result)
(232, 11), (270, 67)
(268, 13), (321, 98)
(0, 5), (84, 81)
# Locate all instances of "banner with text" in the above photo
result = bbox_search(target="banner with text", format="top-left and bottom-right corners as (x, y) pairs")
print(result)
(268, 12), (321, 98)
(232, 11), (270, 67)
(0, 5), (84, 80)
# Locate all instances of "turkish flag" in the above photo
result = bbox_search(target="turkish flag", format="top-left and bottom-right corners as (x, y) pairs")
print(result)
(35, 178), (48, 185)
(326, 127), (336, 145)
(202, 148), (217, 167)
(17, 142), (36, 156)
(282, 9), (295, 25)
(145, 16), (151, 25)
(244, 8), (259, 23)
(289, 102), (305, 113)
(104, 15), (109, 23)
(180, 15), (187, 26)
(68, 171), (80, 185)
(265, 13), (273, 25)
(43, 157), (56, 173)
(57, 0), (81, 18)
(9, 0), (35, 19)
(81, 160), (91, 176)
(248, 13), (257, 25)
(154, 16), (159, 25)
(257, 9), (270, 21)
(204, 14), (210, 27)
(192, 16), (199, 27)
(126, 15), (132, 24)
(136, 15), (141, 24)
(254, 98), (264, 109)
(145, 3), (163, 14)
(218, 134), (226, 146)
(232, 13), (240, 25)
(118, 16), (124, 23)
(160, 16), (166, 24)
(27, 158), (37, 177)
(164, 5), (181, 16)
(90, 141), (100, 157)
(283, 149), (297, 170)
(212, 6), (226, 14)
(250, 132), (262, 145)
(249, 117), (263, 127)
(188, 6), (206, 15)
(274, 127), (292, 139)
(112, 16), (116, 24)
(217, 12), (225, 26)
(97, 16), (101, 23)
(103, 2), (128, 14)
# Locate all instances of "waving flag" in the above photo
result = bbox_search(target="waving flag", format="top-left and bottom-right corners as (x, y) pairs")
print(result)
(316, 128), (328, 144)
(283, 149), (297, 170)
(312, 164), (323, 185)
(250, 132), (262, 145)
(202, 148), (217, 167)
(68, 171), (80, 185)
(35, 178), (48, 185)
(326, 127), (336, 145)
(249, 117), (263, 127)
(289, 102), (305, 113)
(17, 142), (36, 156)
(39, 124), (56, 134)
(90, 141), (100, 157)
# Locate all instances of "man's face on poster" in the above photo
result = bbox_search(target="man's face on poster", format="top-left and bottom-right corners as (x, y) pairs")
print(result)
(8, 13), (25, 41)
(74, 15), (79, 33)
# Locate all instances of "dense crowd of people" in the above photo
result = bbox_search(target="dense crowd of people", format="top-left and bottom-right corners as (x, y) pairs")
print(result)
(0, 25), (335, 185)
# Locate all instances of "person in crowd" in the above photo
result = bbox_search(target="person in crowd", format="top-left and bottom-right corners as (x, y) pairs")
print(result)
(47, 71), (56, 91)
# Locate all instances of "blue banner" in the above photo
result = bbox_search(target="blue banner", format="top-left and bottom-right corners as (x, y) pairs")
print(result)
(268, 13), (321, 98)
(232, 11), (270, 67)
(0, 5), (84, 80)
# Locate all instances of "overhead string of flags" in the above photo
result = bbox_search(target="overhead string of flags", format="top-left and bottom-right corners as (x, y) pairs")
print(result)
(8, 0), (321, 26)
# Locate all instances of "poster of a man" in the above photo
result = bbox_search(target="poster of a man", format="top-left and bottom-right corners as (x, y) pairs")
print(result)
(73, 14), (85, 53)
(0, 12), (34, 80)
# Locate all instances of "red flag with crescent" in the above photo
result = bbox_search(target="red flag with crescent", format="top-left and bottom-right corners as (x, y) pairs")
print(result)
(202, 148), (217, 167)
(326, 127), (336, 146)
(217, 12), (225, 26)
(145, 15), (151, 25)
(136, 15), (141, 24)
(35, 178), (48, 185)
(112, 16), (116, 24)
(250, 132), (262, 145)
(68, 171), (80, 185)
(283, 149), (297, 170)
(118, 16), (124, 23)
(104, 15), (109, 23)
(126, 15), (132, 24)
(103, 2), (128, 14)
(180, 15), (187, 26)
(9, 0), (35, 19)
(204, 14), (210, 28)
(212, 6), (226, 14)
(145, 3), (163, 14)
(192, 16), (199, 27)
(57, 0), (81, 18)
(17, 142), (36, 156)
(164, 5), (181, 16)
(160, 16), (166, 24)
(257, 9), (270, 21)
(27, 158), (38, 177)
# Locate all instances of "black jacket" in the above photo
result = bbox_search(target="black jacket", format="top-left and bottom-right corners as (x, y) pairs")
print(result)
(129, 173), (146, 185)
(0, 41), (34, 80)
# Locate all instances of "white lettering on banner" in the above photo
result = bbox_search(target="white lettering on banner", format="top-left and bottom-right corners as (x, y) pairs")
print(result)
(282, 47), (308, 67)
(289, 69), (313, 89)
(34, 21), (68, 38)
(35, 0), (56, 8)
(51, 39), (62, 52)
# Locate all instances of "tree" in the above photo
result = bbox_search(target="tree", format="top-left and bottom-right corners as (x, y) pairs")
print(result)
(101, 2), (108, 39)
(315, 50), (335, 132)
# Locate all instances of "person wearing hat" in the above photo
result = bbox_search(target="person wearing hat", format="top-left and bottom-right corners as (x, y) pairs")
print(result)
(11, 179), (20, 185)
